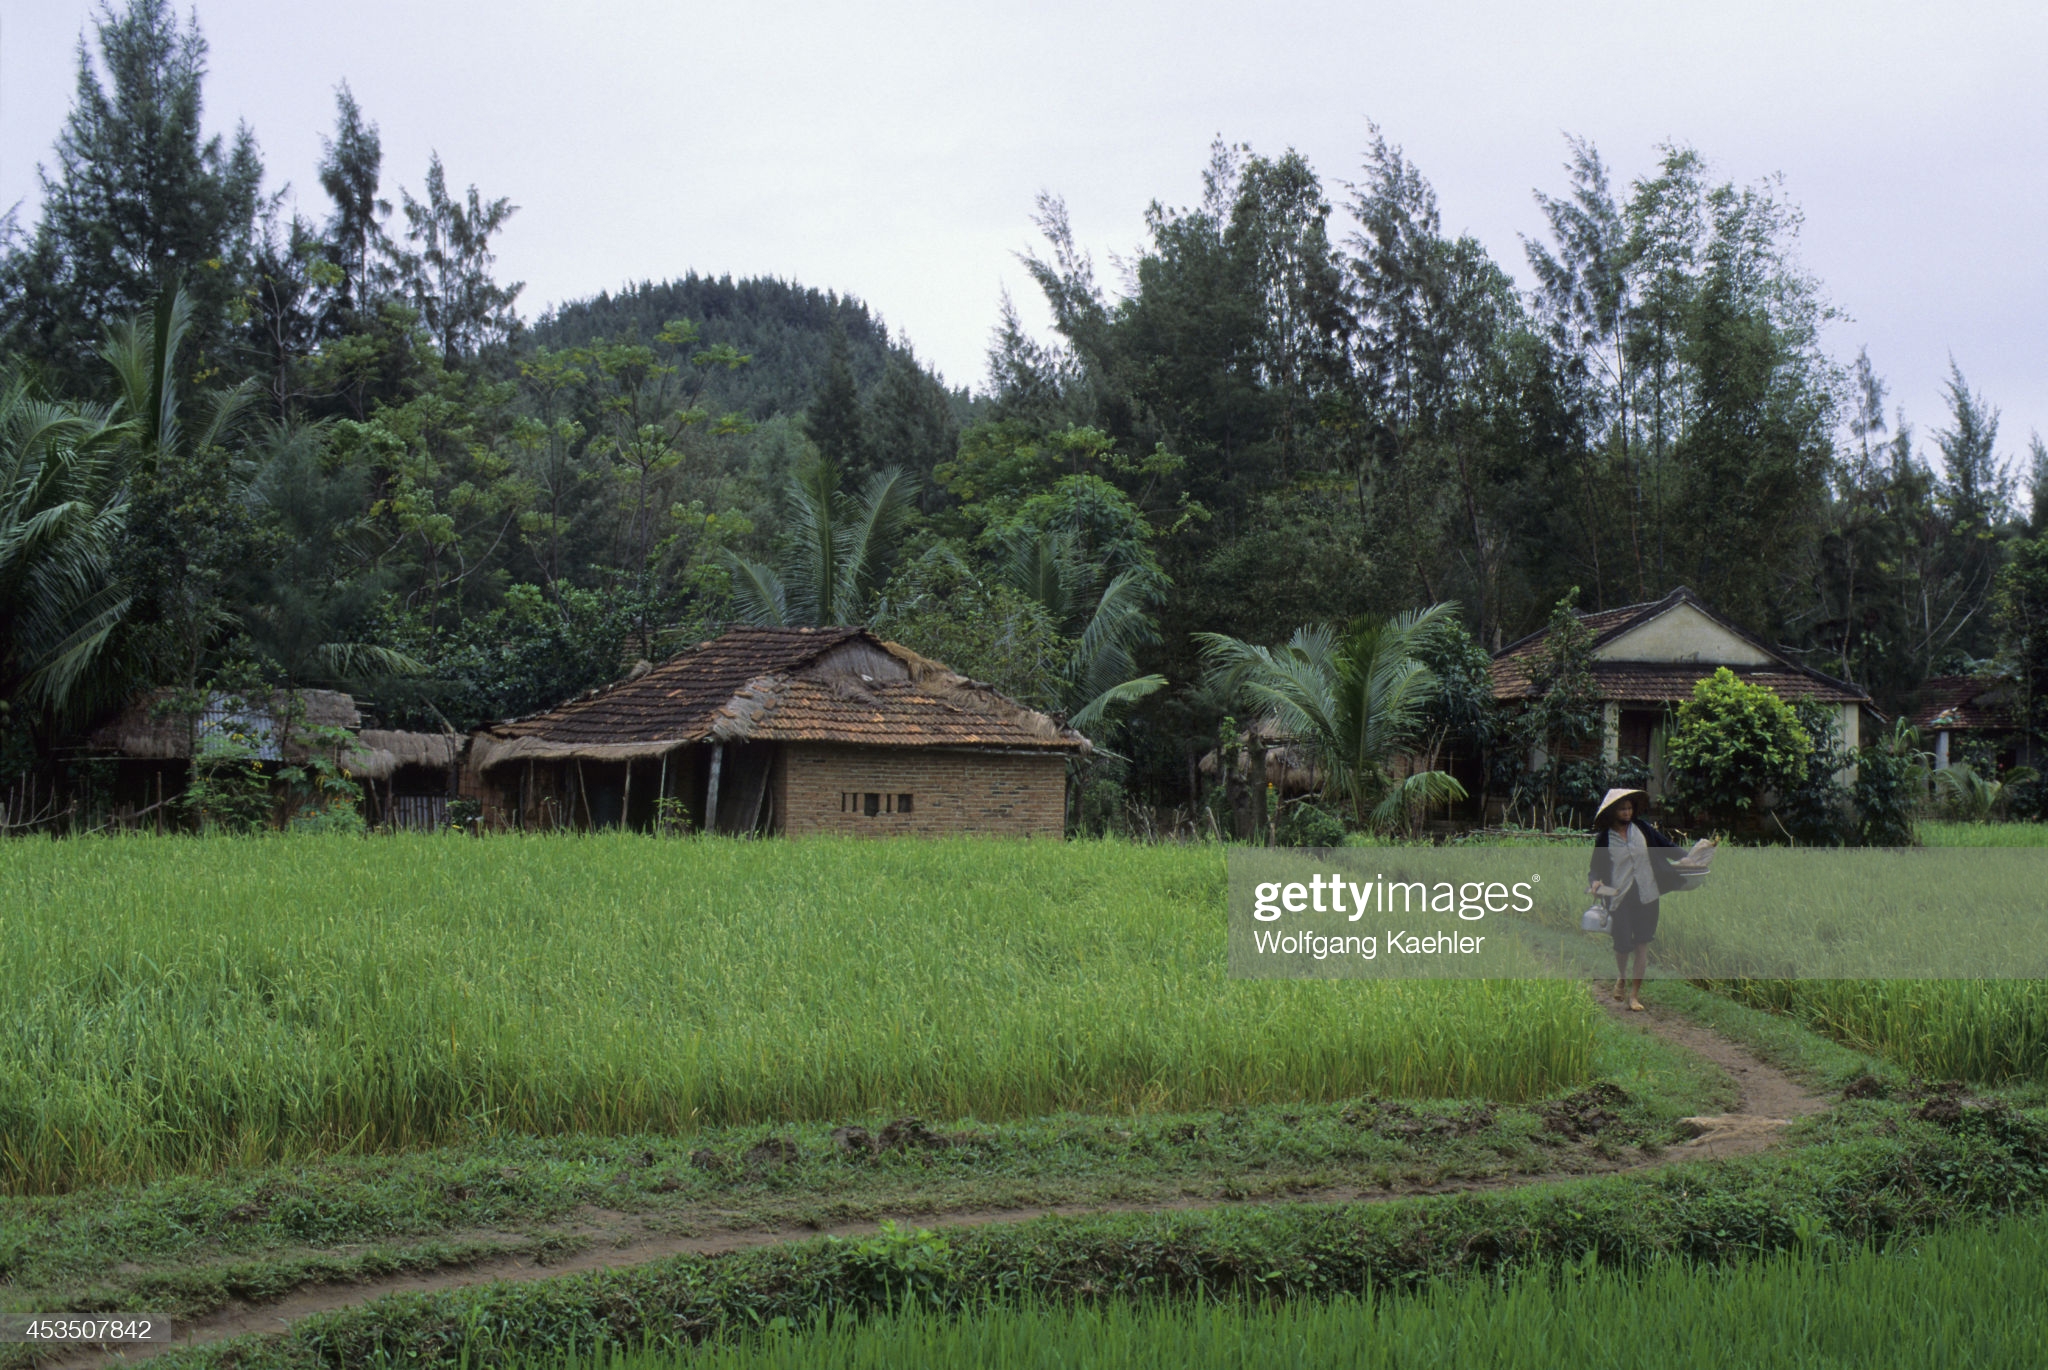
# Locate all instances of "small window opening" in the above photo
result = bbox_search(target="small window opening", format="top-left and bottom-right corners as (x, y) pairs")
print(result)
(898, 793), (914, 815)
(864, 792), (880, 817)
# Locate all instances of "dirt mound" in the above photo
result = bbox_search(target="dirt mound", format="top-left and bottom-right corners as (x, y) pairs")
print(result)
(742, 1137), (797, 1170)
(1340, 1096), (1502, 1138)
(1536, 1083), (1631, 1138)
(1903, 1080), (2024, 1140)
(830, 1117), (978, 1158)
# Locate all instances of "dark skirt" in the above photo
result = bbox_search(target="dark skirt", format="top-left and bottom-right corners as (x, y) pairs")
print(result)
(1609, 893), (1660, 954)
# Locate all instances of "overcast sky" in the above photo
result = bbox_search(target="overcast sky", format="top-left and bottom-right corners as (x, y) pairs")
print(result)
(4, 0), (2044, 465)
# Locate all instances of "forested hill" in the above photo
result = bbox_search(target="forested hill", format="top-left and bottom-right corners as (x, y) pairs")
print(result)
(533, 274), (975, 425)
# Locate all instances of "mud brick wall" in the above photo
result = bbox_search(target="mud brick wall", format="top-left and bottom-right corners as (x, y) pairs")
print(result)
(777, 743), (1068, 838)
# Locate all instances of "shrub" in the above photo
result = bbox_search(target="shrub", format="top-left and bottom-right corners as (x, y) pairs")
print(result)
(1665, 668), (1812, 830)
(1852, 719), (1925, 845)
(1774, 702), (1854, 845)
(1277, 801), (1346, 848)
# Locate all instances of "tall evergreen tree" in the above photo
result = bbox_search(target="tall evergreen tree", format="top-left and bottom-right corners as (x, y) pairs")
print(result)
(2028, 434), (2048, 536)
(1929, 362), (2013, 661)
(864, 344), (958, 497)
(0, 0), (263, 383)
(395, 154), (520, 363)
(804, 329), (868, 475)
(317, 84), (392, 323)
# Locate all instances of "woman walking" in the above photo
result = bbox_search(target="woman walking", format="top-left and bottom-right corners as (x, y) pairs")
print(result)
(1587, 788), (1678, 1011)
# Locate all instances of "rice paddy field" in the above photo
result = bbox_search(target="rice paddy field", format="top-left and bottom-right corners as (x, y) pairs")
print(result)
(547, 1214), (2048, 1370)
(1713, 977), (2048, 1083)
(2, 828), (2045, 1367)
(0, 834), (1603, 1194)
(1686, 824), (2048, 1082)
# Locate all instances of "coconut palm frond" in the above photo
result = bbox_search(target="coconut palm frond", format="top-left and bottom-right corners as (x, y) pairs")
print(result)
(834, 465), (918, 624)
(723, 553), (789, 628)
(1370, 768), (1469, 828)
(1200, 604), (1463, 829)
(312, 642), (431, 682)
(1067, 672), (1167, 735)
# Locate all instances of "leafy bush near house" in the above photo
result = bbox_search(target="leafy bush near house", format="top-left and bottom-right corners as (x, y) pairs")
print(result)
(1665, 668), (1812, 830)
(1277, 800), (1345, 848)
(1852, 719), (1926, 845)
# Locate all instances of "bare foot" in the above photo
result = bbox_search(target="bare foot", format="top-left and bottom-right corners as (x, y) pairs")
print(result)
(1614, 982), (1628, 1002)
(1628, 998), (1647, 1012)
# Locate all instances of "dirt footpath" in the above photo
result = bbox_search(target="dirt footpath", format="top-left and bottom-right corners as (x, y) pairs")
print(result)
(58, 991), (1830, 1367)
(1601, 994), (1827, 1159)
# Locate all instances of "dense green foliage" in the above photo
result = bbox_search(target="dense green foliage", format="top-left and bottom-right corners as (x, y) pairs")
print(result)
(0, 836), (1601, 1191)
(1663, 667), (1814, 826)
(3, 0), (2046, 822)
(1198, 605), (1466, 829)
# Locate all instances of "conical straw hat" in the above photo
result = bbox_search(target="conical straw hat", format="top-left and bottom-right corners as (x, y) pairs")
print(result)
(1594, 787), (1649, 823)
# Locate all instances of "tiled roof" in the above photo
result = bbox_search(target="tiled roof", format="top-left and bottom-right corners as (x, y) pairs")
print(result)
(1571, 663), (1868, 704)
(727, 675), (1082, 749)
(1492, 596), (1673, 678)
(1490, 588), (1870, 705)
(483, 626), (870, 748)
(1910, 676), (2023, 732)
(471, 626), (1087, 763)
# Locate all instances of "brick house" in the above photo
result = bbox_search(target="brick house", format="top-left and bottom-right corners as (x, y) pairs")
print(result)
(1491, 587), (1879, 800)
(462, 627), (1089, 837)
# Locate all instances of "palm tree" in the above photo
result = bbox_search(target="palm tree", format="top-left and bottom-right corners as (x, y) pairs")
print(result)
(0, 374), (128, 719)
(101, 284), (259, 687)
(1198, 604), (1468, 830)
(1932, 762), (2038, 823)
(993, 528), (1166, 732)
(727, 458), (917, 626)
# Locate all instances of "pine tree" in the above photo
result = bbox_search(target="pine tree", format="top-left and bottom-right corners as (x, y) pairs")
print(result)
(395, 154), (520, 362)
(0, 0), (264, 382)
(317, 84), (392, 323)
(804, 329), (868, 475)
(864, 344), (958, 491)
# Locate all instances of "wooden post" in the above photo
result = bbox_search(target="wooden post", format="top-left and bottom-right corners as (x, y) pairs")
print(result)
(656, 751), (669, 833)
(576, 759), (592, 830)
(525, 758), (535, 831)
(704, 743), (724, 835)
(622, 759), (634, 832)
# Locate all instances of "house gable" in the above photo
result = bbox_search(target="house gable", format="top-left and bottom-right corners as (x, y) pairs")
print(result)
(1592, 601), (1775, 666)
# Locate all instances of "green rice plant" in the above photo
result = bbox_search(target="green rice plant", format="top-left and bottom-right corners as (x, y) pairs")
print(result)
(0, 835), (1601, 1192)
(1919, 820), (2048, 846)
(1715, 978), (2048, 1083)
(546, 1216), (2048, 1370)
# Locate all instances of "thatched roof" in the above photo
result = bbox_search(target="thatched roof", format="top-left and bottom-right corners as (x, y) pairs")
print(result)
(87, 690), (362, 761)
(468, 627), (1089, 771)
(1199, 720), (1324, 796)
(346, 730), (463, 782)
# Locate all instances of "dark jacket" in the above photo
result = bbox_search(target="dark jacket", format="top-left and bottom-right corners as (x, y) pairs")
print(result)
(1589, 818), (1680, 900)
